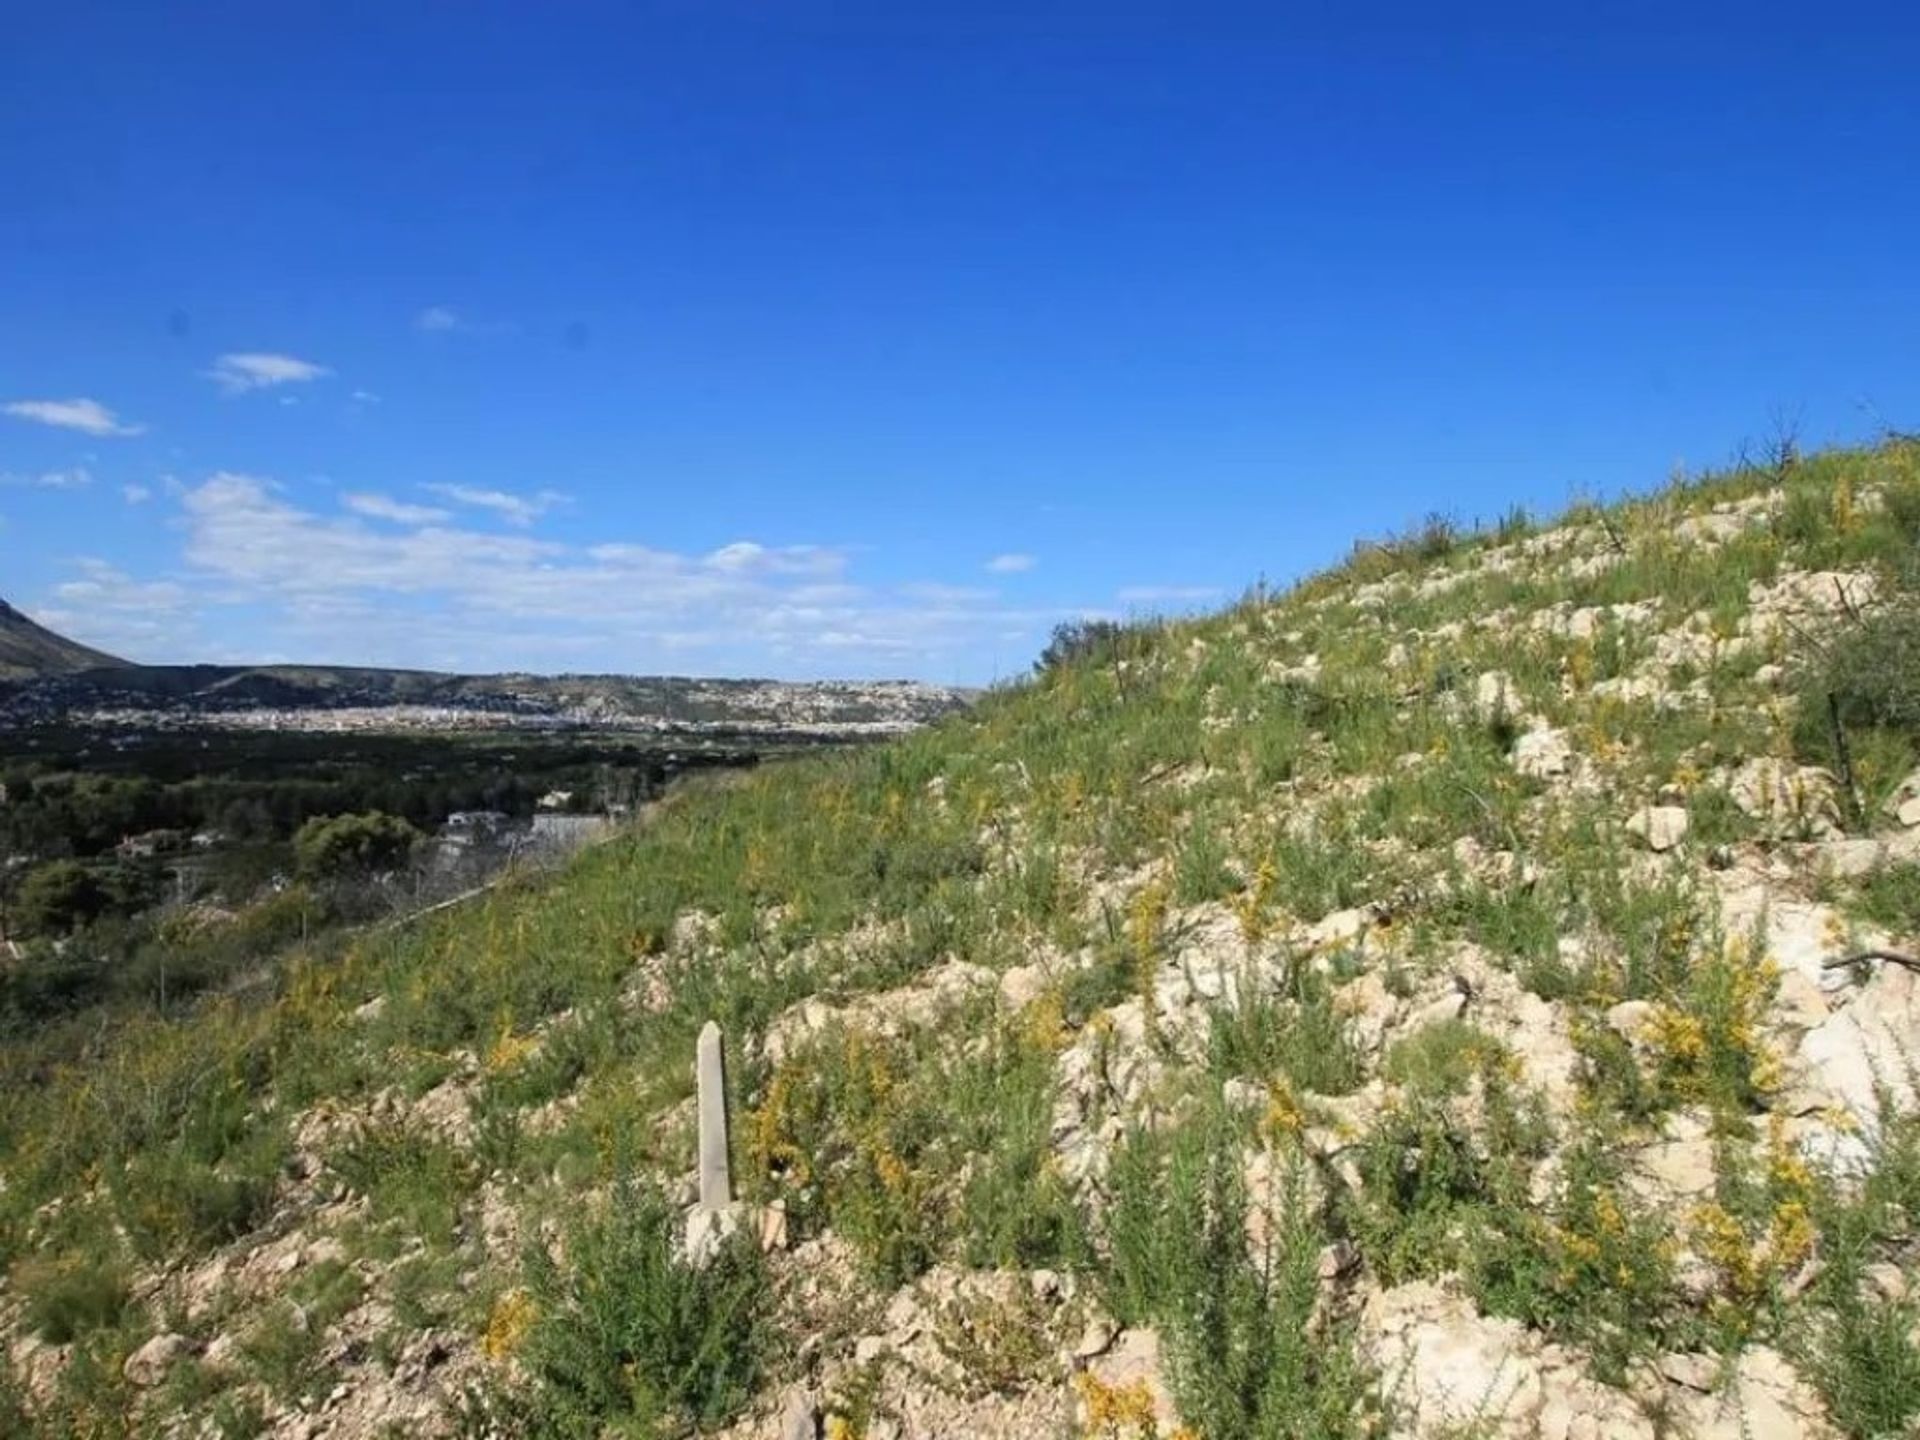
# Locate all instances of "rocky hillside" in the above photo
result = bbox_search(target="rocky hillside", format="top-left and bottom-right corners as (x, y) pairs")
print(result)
(0, 598), (125, 679)
(8, 441), (1920, 1440)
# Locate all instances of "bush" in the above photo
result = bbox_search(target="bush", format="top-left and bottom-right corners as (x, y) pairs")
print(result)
(1796, 601), (1920, 820)
(11, 860), (111, 937)
(1107, 1108), (1383, 1439)
(292, 810), (421, 880)
(17, 1256), (131, 1344)
(518, 1179), (773, 1436)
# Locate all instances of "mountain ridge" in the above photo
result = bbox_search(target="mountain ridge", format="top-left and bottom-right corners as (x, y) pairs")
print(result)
(0, 597), (128, 679)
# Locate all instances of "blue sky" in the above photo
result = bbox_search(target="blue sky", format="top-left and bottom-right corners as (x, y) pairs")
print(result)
(3, 2), (1916, 683)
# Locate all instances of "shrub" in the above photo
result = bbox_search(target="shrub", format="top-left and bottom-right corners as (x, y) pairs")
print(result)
(519, 1179), (773, 1436)
(11, 860), (111, 937)
(293, 810), (422, 880)
(1795, 600), (1920, 786)
(1107, 1108), (1383, 1439)
(17, 1255), (131, 1344)
(1206, 958), (1363, 1097)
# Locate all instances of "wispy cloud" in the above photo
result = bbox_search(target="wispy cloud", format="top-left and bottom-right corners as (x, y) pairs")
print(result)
(424, 483), (565, 527)
(122, 483), (153, 505)
(3, 398), (144, 437)
(985, 552), (1036, 574)
(414, 305), (467, 333)
(31, 558), (194, 657)
(79, 471), (1084, 676)
(343, 492), (453, 525)
(206, 352), (331, 394)
(1, 466), (93, 490)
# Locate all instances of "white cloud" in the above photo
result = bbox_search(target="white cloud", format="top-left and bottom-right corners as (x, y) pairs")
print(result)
(122, 483), (153, 504)
(123, 471), (1084, 677)
(343, 492), (453, 525)
(206, 352), (332, 394)
(415, 306), (461, 332)
(3, 398), (144, 436)
(0, 466), (92, 490)
(702, 541), (846, 577)
(351, 389), (382, 404)
(985, 552), (1036, 574)
(1116, 584), (1222, 605)
(424, 483), (565, 527)
(30, 558), (195, 658)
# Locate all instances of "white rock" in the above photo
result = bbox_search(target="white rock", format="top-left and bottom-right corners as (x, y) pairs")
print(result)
(1307, 906), (1374, 951)
(1665, 1345), (1835, 1439)
(1794, 963), (1920, 1163)
(1080, 1330), (1178, 1433)
(124, 1333), (196, 1387)
(1626, 805), (1690, 852)
(1362, 1282), (1652, 1439)
(1727, 758), (1841, 837)
(1512, 726), (1574, 780)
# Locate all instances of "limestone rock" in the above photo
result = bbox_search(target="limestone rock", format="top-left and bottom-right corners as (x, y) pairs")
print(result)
(1793, 962), (1920, 1167)
(124, 1333), (196, 1387)
(1080, 1329), (1177, 1434)
(1727, 758), (1841, 838)
(1512, 726), (1573, 780)
(780, 1389), (818, 1440)
(1626, 805), (1689, 852)
(1665, 1346), (1835, 1440)
(1627, 1111), (1717, 1206)
(1362, 1282), (1653, 1439)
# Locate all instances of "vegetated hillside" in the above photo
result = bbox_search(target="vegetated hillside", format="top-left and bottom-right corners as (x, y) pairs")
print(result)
(0, 599), (126, 680)
(9, 441), (1920, 1440)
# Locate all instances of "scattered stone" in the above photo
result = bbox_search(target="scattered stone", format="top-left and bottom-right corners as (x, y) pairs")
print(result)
(1073, 1315), (1117, 1359)
(1080, 1330), (1177, 1434)
(124, 1333), (196, 1387)
(1512, 726), (1573, 780)
(1727, 758), (1841, 837)
(1626, 805), (1689, 852)
(780, 1389), (818, 1440)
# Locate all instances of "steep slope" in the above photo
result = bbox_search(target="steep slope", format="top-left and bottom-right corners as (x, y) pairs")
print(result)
(0, 597), (125, 678)
(7, 441), (1920, 1440)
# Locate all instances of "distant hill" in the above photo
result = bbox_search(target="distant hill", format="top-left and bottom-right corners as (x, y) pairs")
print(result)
(0, 597), (127, 679)
(0, 613), (972, 736)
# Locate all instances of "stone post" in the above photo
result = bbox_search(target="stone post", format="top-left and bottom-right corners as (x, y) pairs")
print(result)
(696, 1019), (733, 1210)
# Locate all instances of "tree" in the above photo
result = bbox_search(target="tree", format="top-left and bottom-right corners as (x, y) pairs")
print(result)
(12, 861), (111, 938)
(1035, 618), (1127, 674)
(292, 811), (422, 880)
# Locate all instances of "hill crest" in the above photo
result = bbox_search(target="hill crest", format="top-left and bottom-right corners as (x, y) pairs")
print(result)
(0, 596), (126, 678)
